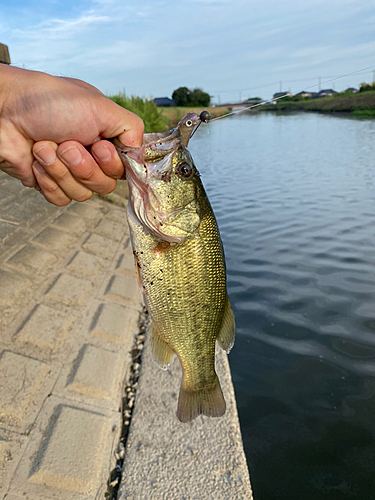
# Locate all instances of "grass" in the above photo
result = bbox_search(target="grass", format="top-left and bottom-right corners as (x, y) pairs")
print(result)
(108, 92), (169, 133)
(263, 91), (375, 116)
(350, 109), (375, 118)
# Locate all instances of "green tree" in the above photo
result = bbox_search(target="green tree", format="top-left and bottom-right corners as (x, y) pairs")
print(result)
(359, 82), (375, 93)
(172, 87), (211, 107)
(190, 88), (211, 106)
(172, 87), (191, 106)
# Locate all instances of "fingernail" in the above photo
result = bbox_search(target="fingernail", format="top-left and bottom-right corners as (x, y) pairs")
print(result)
(59, 145), (82, 167)
(34, 145), (56, 165)
(92, 143), (111, 162)
(32, 160), (46, 174)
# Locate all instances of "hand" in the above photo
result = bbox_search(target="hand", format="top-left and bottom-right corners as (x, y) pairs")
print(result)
(0, 66), (144, 206)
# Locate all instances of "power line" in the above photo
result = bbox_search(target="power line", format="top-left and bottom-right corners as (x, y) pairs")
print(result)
(209, 65), (375, 97)
(211, 63), (375, 122)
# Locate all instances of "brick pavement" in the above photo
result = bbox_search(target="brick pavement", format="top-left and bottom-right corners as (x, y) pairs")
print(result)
(0, 172), (142, 500)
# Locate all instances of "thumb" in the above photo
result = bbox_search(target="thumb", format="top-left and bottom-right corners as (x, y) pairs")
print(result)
(96, 96), (144, 147)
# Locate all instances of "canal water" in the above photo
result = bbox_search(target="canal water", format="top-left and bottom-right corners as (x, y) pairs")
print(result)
(190, 112), (375, 500)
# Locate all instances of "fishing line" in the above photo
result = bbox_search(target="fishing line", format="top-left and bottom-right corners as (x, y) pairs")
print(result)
(209, 63), (375, 122)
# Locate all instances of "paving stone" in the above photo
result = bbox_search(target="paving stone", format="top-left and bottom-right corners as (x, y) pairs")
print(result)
(0, 203), (42, 225)
(66, 201), (105, 219)
(104, 274), (142, 309)
(16, 304), (75, 352)
(0, 176), (23, 193)
(6, 244), (57, 274)
(65, 250), (104, 277)
(10, 396), (119, 500)
(115, 246), (136, 275)
(82, 233), (116, 257)
(25, 193), (62, 214)
(0, 220), (19, 244)
(0, 434), (10, 461)
(89, 302), (139, 344)
(0, 350), (50, 427)
(94, 218), (127, 241)
(106, 206), (128, 224)
(51, 212), (87, 234)
(45, 273), (92, 307)
(32, 226), (78, 251)
(0, 269), (31, 306)
(0, 431), (26, 500)
(56, 344), (125, 409)
(0, 188), (14, 205)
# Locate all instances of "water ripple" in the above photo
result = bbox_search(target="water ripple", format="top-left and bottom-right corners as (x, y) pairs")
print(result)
(191, 112), (375, 499)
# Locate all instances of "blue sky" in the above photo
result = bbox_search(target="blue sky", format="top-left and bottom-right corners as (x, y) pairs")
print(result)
(1, 0), (375, 103)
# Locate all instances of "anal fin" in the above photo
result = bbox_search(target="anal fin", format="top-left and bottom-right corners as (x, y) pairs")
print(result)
(150, 321), (175, 370)
(217, 295), (235, 353)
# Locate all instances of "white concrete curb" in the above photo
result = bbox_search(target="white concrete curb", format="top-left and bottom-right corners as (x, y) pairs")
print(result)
(119, 334), (253, 500)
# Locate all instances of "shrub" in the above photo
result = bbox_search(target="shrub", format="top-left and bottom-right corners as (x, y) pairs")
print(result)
(108, 92), (168, 133)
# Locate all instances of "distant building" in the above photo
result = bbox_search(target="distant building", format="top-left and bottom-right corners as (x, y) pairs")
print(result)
(153, 97), (176, 107)
(273, 91), (291, 100)
(0, 43), (10, 64)
(318, 89), (337, 97)
(295, 91), (313, 98)
(345, 87), (358, 93)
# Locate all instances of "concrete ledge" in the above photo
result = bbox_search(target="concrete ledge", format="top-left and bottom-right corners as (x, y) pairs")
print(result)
(119, 335), (253, 500)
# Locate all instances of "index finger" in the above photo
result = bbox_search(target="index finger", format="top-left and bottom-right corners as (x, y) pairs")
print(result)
(96, 96), (144, 148)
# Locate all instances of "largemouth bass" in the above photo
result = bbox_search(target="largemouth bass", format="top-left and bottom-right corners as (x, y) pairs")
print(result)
(113, 113), (235, 422)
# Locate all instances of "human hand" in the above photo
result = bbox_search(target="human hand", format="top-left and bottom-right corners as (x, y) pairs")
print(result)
(0, 66), (144, 206)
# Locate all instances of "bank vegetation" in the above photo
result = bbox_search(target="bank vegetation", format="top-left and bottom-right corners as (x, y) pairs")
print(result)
(263, 90), (375, 117)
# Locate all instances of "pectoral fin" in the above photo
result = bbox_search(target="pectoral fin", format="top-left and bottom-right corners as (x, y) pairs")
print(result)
(150, 321), (175, 370)
(217, 296), (235, 353)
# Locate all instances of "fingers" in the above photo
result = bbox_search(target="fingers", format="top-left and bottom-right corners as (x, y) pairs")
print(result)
(97, 97), (144, 148)
(116, 111), (144, 148)
(32, 140), (120, 206)
(90, 140), (125, 179)
(32, 160), (72, 206)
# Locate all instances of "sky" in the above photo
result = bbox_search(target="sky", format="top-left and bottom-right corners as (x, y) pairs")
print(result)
(1, 0), (375, 104)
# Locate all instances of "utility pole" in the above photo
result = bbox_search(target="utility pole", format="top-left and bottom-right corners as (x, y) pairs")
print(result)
(372, 70), (375, 83)
(279, 80), (282, 92)
(318, 76), (321, 92)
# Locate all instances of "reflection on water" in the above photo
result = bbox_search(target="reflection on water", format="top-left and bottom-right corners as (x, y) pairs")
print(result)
(190, 112), (375, 500)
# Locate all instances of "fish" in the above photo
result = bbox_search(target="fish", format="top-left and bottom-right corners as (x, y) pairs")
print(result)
(113, 113), (235, 422)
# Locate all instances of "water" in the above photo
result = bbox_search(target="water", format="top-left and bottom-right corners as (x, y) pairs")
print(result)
(190, 112), (375, 500)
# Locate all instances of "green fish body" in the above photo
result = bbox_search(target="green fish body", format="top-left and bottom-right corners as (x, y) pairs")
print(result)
(115, 114), (235, 422)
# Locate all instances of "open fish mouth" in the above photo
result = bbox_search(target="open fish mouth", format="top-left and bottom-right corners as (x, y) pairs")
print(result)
(125, 153), (198, 243)
(112, 112), (208, 243)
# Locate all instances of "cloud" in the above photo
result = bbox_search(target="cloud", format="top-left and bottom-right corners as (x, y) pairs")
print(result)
(3, 0), (375, 98)
(13, 14), (110, 39)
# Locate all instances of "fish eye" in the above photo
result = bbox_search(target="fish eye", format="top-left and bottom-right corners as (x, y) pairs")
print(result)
(176, 163), (193, 178)
(186, 119), (193, 127)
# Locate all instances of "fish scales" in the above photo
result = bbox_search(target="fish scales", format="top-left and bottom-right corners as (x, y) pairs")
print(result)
(114, 112), (235, 422)
(129, 194), (227, 389)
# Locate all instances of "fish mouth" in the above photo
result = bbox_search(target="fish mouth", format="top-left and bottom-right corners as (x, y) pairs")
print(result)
(125, 154), (195, 244)
(113, 112), (206, 242)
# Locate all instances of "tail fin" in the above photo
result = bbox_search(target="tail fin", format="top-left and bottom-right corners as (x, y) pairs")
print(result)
(177, 374), (226, 423)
